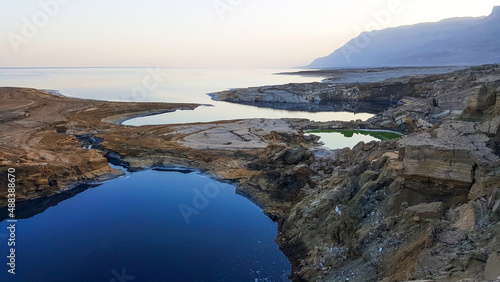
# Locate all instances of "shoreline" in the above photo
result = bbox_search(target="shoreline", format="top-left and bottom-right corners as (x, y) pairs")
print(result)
(116, 103), (215, 126)
(0, 87), (199, 206)
(1, 65), (499, 281)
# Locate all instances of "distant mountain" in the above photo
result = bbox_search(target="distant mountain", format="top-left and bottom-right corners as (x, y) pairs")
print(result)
(308, 6), (500, 68)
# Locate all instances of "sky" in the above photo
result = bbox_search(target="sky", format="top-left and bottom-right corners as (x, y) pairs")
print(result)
(1, 0), (499, 68)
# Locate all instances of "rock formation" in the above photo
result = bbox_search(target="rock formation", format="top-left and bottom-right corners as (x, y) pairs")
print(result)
(308, 7), (500, 68)
(1, 65), (500, 281)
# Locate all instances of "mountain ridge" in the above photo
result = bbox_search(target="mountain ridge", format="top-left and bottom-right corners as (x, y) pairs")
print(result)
(308, 7), (500, 68)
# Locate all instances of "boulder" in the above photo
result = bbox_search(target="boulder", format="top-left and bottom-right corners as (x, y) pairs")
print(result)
(453, 203), (476, 232)
(467, 85), (496, 111)
(358, 170), (379, 188)
(283, 146), (310, 165)
(403, 202), (446, 219)
(416, 118), (433, 129)
(484, 252), (500, 280)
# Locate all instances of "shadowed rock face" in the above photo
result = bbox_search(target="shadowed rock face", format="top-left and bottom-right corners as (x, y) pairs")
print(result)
(277, 66), (500, 281)
(225, 100), (394, 114)
(210, 80), (416, 109)
(209, 68), (478, 116)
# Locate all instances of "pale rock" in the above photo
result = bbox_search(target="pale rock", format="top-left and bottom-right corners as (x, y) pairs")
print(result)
(403, 202), (446, 219)
(484, 252), (500, 280)
(416, 118), (433, 129)
(453, 203), (476, 232)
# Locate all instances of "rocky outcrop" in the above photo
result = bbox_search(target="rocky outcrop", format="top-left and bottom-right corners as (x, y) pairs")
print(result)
(210, 80), (411, 114)
(1, 65), (500, 282)
(485, 252), (500, 280)
(275, 65), (500, 281)
(0, 87), (198, 206)
(210, 66), (499, 118)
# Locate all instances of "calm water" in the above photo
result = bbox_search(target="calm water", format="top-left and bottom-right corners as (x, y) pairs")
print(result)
(0, 68), (379, 281)
(308, 132), (379, 149)
(306, 130), (403, 149)
(0, 168), (290, 282)
(0, 67), (372, 124)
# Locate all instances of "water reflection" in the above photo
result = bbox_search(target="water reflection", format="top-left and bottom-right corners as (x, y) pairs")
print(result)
(305, 129), (402, 149)
(0, 169), (291, 282)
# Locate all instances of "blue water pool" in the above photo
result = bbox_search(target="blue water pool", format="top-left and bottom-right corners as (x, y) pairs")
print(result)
(0, 168), (290, 282)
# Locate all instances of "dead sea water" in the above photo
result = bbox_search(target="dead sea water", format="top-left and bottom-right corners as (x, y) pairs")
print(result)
(0, 67), (378, 281)
(0, 67), (373, 124)
(0, 168), (291, 281)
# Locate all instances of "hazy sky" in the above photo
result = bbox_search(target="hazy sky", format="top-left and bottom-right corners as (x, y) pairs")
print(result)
(1, 0), (499, 68)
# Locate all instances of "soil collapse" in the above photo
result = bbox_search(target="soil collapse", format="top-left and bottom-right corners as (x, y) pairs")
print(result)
(1, 65), (500, 281)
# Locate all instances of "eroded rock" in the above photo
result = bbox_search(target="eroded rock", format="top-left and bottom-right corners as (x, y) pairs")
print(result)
(485, 252), (500, 280)
(403, 202), (446, 219)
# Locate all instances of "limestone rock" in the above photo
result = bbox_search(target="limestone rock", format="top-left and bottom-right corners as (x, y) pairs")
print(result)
(416, 118), (433, 129)
(399, 129), (475, 189)
(404, 202), (446, 219)
(453, 203), (476, 232)
(466, 85), (497, 111)
(484, 252), (500, 280)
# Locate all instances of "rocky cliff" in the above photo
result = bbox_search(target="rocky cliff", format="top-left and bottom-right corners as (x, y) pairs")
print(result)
(209, 65), (500, 281)
(273, 65), (500, 281)
(1, 65), (500, 281)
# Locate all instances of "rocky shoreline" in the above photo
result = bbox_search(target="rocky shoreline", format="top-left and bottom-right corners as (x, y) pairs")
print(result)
(0, 87), (199, 204)
(1, 65), (500, 281)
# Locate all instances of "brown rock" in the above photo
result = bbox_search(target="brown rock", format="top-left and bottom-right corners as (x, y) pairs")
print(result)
(468, 182), (486, 201)
(283, 146), (309, 165)
(467, 85), (496, 111)
(404, 202), (446, 219)
(358, 170), (379, 188)
(453, 203), (476, 232)
(0, 87), (199, 207)
(491, 235), (500, 252)
(35, 178), (49, 186)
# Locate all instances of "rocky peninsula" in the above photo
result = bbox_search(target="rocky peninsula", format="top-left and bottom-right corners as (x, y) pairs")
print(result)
(1, 65), (500, 281)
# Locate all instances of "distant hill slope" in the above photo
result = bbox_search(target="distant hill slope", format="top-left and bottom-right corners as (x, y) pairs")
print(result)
(308, 6), (500, 68)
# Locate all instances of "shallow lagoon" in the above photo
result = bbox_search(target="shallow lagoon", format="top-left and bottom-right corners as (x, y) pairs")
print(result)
(305, 129), (403, 149)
